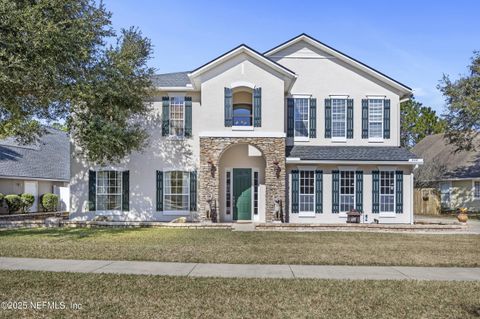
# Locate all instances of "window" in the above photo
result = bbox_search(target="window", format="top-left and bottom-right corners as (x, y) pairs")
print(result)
(474, 181), (480, 200)
(253, 171), (259, 215)
(170, 96), (185, 137)
(368, 99), (383, 139)
(226, 171), (231, 215)
(439, 182), (451, 207)
(340, 171), (355, 212)
(294, 98), (309, 138)
(299, 170), (315, 213)
(380, 171), (395, 212)
(96, 171), (122, 211)
(164, 171), (189, 212)
(233, 105), (252, 126)
(332, 99), (347, 139)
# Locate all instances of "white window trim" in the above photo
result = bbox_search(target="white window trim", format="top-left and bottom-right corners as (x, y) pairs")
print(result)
(339, 170), (356, 216)
(232, 125), (254, 131)
(368, 98), (384, 142)
(331, 98), (348, 141)
(298, 169), (316, 217)
(95, 170), (123, 214)
(168, 95), (186, 139)
(293, 95), (311, 142)
(472, 180), (480, 200)
(379, 170), (396, 215)
(163, 170), (190, 216)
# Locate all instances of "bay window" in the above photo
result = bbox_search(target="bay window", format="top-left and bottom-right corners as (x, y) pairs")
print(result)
(164, 171), (189, 212)
(332, 99), (347, 139)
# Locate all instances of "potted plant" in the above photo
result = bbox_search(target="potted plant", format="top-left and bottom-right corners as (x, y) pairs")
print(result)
(457, 207), (468, 223)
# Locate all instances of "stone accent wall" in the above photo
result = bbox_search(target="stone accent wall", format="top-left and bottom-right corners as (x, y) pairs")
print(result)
(199, 137), (286, 222)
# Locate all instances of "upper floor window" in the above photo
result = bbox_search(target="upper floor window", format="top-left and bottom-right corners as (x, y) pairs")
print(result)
(170, 96), (185, 137)
(380, 171), (395, 213)
(96, 171), (122, 211)
(233, 104), (252, 126)
(332, 99), (347, 139)
(340, 171), (355, 212)
(294, 98), (309, 138)
(369, 99), (384, 139)
(164, 171), (189, 212)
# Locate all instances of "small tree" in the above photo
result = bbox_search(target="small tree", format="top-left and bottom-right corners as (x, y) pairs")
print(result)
(41, 193), (59, 212)
(20, 193), (35, 213)
(4, 195), (22, 214)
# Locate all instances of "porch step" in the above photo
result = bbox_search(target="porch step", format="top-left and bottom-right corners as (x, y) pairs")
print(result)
(232, 223), (256, 232)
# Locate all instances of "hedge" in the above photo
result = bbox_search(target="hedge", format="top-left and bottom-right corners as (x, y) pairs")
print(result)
(41, 193), (59, 212)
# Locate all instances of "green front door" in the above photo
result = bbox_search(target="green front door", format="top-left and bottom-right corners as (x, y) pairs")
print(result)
(233, 168), (252, 220)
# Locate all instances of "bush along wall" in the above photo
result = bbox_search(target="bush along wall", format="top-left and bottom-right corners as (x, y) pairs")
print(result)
(41, 193), (59, 212)
(20, 193), (35, 213)
(5, 195), (22, 214)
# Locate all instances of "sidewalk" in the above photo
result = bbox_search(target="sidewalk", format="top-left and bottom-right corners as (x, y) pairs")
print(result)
(1, 257), (479, 281)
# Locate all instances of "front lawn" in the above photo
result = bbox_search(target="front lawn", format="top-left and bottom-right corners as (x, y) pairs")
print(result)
(0, 228), (478, 267)
(0, 270), (479, 319)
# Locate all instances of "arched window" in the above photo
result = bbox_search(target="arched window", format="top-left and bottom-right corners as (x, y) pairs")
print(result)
(232, 88), (253, 127)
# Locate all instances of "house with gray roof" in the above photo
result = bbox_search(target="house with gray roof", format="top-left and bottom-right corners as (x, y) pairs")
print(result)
(412, 133), (480, 211)
(70, 33), (421, 224)
(0, 127), (70, 212)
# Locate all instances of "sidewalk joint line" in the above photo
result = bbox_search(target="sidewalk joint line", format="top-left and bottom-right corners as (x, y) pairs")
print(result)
(91, 261), (115, 273)
(187, 263), (198, 277)
(391, 267), (412, 280)
(288, 265), (296, 278)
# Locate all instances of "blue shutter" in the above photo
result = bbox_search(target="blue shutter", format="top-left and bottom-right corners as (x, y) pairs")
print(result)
(254, 87), (262, 127)
(287, 98), (295, 137)
(355, 171), (363, 212)
(291, 170), (299, 213)
(156, 171), (163, 211)
(224, 87), (232, 127)
(325, 99), (331, 138)
(162, 96), (170, 136)
(88, 170), (96, 211)
(315, 170), (322, 213)
(362, 99), (368, 139)
(190, 171), (197, 211)
(309, 98), (317, 138)
(332, 170), (339, 213)
(184, 96), (192, 137)
(372, 170), (380, 214)
(384, 99), (390, 139)
(396, 171), (403, 213)
(347, 99), (354, 139)
(122, 171), (129, 211)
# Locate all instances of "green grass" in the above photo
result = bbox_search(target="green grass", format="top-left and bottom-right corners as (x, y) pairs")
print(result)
(0, 270), (479, 318)
(0, 228), (479, 267)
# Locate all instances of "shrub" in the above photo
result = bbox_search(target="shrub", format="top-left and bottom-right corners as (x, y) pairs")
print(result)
(20, 193), (35, 213)
(41, 193), (59, 212)
(0, 193), (4, 203)
(5, 195), (22, 214)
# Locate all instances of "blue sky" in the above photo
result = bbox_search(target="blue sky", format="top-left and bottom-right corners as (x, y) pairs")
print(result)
(105, 0), (479, 114)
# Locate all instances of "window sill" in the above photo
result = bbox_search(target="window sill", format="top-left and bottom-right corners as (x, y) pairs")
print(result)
(379, 212), (396, 218)
(368, 138), (384, 143)
(163, 211), (190, 216)
(298, 212), (315, 217)
(167, 135), (186, 141)
(95, 210), (123, 216)
(232, 126), (254, 131)
(294, 137), (309, 142)
(338, 213), (348, 218)
(331, 138), (347, 143)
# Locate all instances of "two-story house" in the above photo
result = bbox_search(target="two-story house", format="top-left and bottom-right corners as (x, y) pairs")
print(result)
(70, 34), (422, 224)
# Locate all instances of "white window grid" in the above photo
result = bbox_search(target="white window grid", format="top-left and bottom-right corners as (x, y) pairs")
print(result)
(380, 171), (395, 213)
(294, 98), (309, 138)
(96, 170), (122, 211)
(368, 99), (384, 139)
(299, 170), (315, 213)
(164, 171), (189, 212)
(340, 171), (355, 212)
(332, 99), (347, 138)
(170, 96), (185, 137)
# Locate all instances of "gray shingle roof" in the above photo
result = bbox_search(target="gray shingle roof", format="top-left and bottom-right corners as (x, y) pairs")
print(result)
(287, 146), (419, 162)
(152, 72), (191, 87)
(0, 128), (70, 181)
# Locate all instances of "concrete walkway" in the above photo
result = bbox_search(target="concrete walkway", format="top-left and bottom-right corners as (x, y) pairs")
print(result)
(1, 257), (479, 281)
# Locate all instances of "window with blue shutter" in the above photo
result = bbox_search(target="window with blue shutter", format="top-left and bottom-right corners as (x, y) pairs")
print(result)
(162, 96), (170, 136)
(156, 171), (163, 211)
(355, 171), (363, 212)
(287, 98), (294, 137)
(347, 99), (354, 139)
(315, 170), (322, 213)
(254, 87), (262, 127)
(372, 170), (380, 214)
(291, 170), (299, 213)
(309, 98), (317, 138)
(122, 171), (129, 211)
(361, 99), (368, 138)
(384, 99), (391, 139)
(190, 171), (197, 211)
(88, 170), (96, 211)
(325, 99), (332, 138)
(332, 170), (339, 213)
(224, 87), (233, 127)
(395, 170), (403, 213)
(184, 96), (192, 137)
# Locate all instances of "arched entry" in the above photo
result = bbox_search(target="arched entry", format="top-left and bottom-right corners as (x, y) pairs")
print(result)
(218, 143), (266, 222)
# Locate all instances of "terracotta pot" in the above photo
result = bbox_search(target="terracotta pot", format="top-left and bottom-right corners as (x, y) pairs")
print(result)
(457, 213), (468, 223)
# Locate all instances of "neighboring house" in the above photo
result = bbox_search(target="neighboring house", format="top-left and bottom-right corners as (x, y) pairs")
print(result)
(70, 33), (421, 224)
(412, 133), (480, 212)
(0, 128), (70, 212)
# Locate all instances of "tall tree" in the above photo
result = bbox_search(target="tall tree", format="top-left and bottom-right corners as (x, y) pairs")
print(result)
(0, 0), (154, 164)
(400, 98), (445, 148)
(439, 51), (480, 151)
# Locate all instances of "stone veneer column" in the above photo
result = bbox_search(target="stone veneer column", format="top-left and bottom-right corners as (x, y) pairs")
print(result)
(199, 137), (286, 223)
